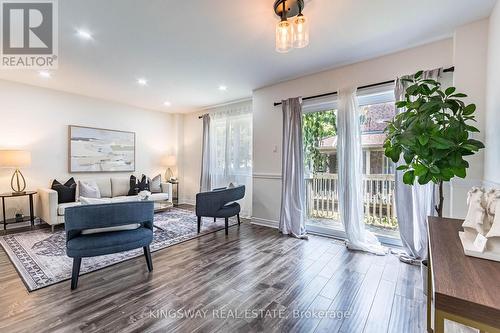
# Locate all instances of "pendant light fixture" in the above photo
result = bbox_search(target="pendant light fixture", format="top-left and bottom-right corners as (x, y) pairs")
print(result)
(274, 0), (309, 53)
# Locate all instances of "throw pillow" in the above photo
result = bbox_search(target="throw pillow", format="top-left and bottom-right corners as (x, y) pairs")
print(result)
(150, 174), (162, 193)
(51, 178), (77, 204)
(128, 175), (139, 196)
(79, 180), (101, 199)
(139, 175), (150, 192)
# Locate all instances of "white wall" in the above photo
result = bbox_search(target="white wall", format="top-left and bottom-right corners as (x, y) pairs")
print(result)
(180, 110), (205, 205)
(0, 80), (176, 219)
(252, 38), (456, 226)
(485, 1), (500, 185)
(448, 19), (489, 218)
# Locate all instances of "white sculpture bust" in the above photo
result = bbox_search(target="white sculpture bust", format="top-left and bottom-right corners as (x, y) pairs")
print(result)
(460, 187), (500, 262)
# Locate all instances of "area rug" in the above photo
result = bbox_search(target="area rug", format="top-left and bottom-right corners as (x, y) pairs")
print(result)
(0, 208), (237, 291)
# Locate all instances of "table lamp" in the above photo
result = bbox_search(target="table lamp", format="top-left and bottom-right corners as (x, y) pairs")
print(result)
(161, 155), (177, 181)
(0, 150), (31, 195)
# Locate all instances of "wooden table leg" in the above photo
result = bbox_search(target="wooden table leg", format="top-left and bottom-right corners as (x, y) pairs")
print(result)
(434, 309), (445, 333)
(29, 194), (35, 227)
(427, 247), (432, 332)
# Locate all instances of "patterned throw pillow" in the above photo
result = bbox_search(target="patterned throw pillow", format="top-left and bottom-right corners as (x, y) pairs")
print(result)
(51, 178), (77, 204)
(78, 180), (101, 199)
(149, 174), (162, 193)
(128, 175), (150, 196)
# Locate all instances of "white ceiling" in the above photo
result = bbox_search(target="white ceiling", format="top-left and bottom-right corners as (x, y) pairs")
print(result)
(0, 0), (496, 113)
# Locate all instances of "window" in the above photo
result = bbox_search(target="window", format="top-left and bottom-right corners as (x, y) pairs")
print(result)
(209, 102), (253, 216)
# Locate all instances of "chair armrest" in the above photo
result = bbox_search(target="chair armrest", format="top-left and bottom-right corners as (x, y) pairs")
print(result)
(37, 188), (58, 225)
(160, 182), (173, 203)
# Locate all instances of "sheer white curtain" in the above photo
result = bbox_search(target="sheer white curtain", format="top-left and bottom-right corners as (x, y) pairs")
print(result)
(209, 101), (253, 217)
(337, 87), (387, 255)
(200, 114), (211, 192)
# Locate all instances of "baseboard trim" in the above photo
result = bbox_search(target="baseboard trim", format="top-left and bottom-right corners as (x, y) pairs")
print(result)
(251, 217), (279, 229)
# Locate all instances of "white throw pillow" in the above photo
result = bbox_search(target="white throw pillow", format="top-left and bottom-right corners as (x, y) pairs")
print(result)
(150, 174), (162, 193)
(79, 180), (101, 199)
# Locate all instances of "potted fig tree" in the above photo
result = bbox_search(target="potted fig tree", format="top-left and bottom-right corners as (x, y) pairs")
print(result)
(384, 71), (485, 291)
(384, 71), (484, 217)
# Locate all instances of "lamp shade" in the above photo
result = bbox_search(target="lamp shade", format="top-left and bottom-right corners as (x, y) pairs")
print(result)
(0, 150), (31, 168)
(162, 155), (177, 167)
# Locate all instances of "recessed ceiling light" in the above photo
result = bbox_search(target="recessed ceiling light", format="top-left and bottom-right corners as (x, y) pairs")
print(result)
(76, 29), (93, 40)
(38, 70), (51, 78)
(163, 101), (172, 107)
(137, 78), (148, 86)
(218, 85), (227, 91)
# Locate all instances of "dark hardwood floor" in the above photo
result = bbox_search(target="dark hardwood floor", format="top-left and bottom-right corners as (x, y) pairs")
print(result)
(0, 207), (426, 333)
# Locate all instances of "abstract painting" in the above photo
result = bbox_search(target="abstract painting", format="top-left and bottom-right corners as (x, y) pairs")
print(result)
(69, 125), (135, 172)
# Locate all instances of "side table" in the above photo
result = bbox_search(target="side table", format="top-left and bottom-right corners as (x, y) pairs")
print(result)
(0, 191), (37, 230)
(168, 180), (179, 206)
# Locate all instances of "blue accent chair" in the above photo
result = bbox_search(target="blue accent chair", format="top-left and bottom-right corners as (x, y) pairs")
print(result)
(195, 185), (245, 235)
(65, 201), (154, 290)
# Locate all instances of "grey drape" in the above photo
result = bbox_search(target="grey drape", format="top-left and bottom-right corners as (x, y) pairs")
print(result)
(395, 68), (441, 262)
(279, 97), (308, 238)
(200, 114), (211, 192)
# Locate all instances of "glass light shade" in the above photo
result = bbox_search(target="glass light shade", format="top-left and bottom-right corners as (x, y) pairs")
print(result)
(276, 19), (293, 53)
(293, 14), (309, 48)
(0, 150), (31, 167)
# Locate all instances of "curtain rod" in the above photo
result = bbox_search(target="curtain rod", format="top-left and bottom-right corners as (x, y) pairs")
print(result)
(273, 66), (455, 107)
(198, 113), (209, 119)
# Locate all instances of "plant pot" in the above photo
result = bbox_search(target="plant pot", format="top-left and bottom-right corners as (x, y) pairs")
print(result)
(421, 259), (428, 296)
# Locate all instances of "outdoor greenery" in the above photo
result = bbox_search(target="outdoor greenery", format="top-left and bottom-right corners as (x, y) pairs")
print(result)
(302, 110), (336, 172)
(384, 70), (485, 217)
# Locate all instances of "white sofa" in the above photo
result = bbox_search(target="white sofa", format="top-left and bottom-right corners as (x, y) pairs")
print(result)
(38, 177), (172, 231)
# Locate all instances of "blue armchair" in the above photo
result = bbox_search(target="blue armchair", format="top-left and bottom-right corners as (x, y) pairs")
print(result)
(195, 185), (245, 235)
(65, 201), (155, 290)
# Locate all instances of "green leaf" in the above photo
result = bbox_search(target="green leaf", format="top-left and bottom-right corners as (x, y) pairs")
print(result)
(414, 71), (423, 79)
(418, 171), (432, 185)
(431, 137), (455, 149)
(418, 134), (429, 146)
(466, 139), (485, 149)
(396, 165), (409, 171)
(441, 168), (454, 180)
(414, 164), (428, 177)
(395, 101), (407, 108)
(445, 87), (456, 95)
(453, 167), (466, 178)
(450, 93), (467, 98)
(406, 84), (419, 96)
(403, 171), (415, 185)
(463, 104), (476, 115)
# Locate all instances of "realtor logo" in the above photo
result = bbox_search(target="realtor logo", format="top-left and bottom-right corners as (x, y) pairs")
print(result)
(1, 0), (58, 69)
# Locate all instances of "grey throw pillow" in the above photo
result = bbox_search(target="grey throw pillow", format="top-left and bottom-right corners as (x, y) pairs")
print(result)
(79, 180), (101, 199)
(150, 174), (162, 193)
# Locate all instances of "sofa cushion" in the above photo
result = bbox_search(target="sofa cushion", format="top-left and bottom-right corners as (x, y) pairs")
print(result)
(80, 197), (111, 205)
(110, 196), (141, 203)
(111, 177), (130, 197)
(58, 202), (81, 216)
(95, 178), (112, 198)
(149, 193), (169, 201)
(78, 180), (101, 199)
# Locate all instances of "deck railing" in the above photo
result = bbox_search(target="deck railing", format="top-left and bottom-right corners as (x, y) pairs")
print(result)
(305, 173), (398, 229)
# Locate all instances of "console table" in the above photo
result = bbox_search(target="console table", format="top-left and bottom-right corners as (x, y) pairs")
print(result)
(427, 216), (500, 333)
(0, 191), (37, 230)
